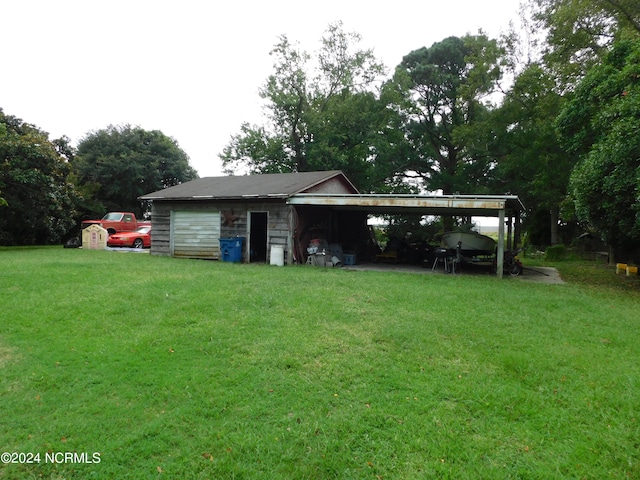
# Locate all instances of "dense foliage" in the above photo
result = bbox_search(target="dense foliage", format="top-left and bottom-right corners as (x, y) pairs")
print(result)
(220, 22), (395, 193)
(557, 41), (640, 260)
(221, 2), (639, 257)
(73, 125), (198, 218)
(388, 34), (504, 196)
(0, 114), (199, 244)
(0, 110), (78, 245)
(487, 64), (578, 246)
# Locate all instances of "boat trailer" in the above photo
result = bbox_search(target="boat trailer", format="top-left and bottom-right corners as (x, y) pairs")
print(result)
(431, 242), (523, 276)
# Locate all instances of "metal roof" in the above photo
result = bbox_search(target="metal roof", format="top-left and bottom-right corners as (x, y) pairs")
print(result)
(140, 170), (357, 201)
(287, 193), (525, 217)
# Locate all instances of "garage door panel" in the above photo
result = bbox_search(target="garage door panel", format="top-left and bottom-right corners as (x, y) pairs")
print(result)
(171, 211), (220, 259)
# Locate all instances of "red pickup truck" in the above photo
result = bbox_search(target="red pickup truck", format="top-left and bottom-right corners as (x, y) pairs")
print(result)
(81, 212), (151, 235)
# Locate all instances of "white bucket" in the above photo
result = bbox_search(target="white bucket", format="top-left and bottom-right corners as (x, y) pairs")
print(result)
(270, 245), (285, 266)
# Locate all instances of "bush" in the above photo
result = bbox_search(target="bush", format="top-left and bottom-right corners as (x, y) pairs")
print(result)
(545, 244), (567, 261)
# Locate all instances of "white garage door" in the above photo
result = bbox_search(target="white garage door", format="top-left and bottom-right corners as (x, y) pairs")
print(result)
(170, 210), (221, 259)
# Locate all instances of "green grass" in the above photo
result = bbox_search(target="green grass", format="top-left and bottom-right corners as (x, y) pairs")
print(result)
(526, 254), (640, 293)
(1, 247), (639, 479)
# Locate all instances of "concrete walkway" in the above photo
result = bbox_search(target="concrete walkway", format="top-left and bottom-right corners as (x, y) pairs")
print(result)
(516, 266), (564, 284)
(342, 262), (564, 284)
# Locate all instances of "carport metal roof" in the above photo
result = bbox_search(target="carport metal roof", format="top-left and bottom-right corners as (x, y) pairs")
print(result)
(287, 193), (524, 217)
(287, 193), (525, 279)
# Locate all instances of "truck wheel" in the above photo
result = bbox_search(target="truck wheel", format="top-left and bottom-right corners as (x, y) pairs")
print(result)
(133, 238), (144, 249)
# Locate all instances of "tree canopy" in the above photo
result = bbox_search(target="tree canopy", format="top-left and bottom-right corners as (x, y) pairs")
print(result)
(220, 8), (639, 254)
(0, 116), (199, 245)
(557, 40), (640, 259)
(387, 34), (505, 196)
(0, 109), (78, 245)
(220, 22), (394, 192)
(532, 0), (640, 85)
(487, 64), (577, 245)
(73, 125), (198, 218)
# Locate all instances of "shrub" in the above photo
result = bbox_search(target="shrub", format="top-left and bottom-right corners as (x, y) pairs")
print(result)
(545, 244), (567, 261)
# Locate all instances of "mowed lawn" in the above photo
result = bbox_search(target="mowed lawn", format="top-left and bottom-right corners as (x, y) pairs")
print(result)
(1, 247), (639, 479)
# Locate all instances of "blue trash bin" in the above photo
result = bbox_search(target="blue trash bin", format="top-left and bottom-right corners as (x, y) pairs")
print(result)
(220, 237), (245, 262)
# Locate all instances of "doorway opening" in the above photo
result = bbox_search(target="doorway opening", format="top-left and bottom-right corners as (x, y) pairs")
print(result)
(249, 212), (268, 262)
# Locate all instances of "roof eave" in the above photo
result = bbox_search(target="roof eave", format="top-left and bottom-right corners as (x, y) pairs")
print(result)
(139, 194), (291, 201)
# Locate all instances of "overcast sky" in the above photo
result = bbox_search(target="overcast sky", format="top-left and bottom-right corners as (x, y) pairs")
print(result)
(2, 0), (521, 178)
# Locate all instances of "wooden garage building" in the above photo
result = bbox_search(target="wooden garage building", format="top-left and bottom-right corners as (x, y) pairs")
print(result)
(139, 170), (359, 264)
(140, 170), (524, 277)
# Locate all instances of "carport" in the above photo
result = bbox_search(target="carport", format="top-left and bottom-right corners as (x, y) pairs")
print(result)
(287, 193), (525, 278)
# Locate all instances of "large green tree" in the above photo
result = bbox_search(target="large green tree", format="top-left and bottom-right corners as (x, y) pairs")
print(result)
(487, 64), (578, 245)
(484, 0), (639, 248)
(0, 109), (78, 245)
(73, 125), (198, 218)
(556, 40), (640, 261)
(387, 34), (505, 197)
(532, 0), (640, 84)
(220, 22), (397, 192)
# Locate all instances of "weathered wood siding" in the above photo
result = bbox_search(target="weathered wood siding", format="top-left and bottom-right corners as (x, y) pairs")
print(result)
(144, 173), (357, 261)
(149, 203), (172, 256)
(219, 205), (247, 240)
(150, 200), (293, 263)
(263, 204), (291, 264)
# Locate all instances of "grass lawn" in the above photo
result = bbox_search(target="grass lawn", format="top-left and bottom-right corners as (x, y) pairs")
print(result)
(1, 247), (639, 479)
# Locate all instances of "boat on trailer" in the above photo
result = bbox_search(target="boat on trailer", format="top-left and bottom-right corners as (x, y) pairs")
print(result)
(441, 231), (496, 256)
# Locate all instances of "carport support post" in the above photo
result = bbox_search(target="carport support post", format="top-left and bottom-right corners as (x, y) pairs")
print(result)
(496, 208), (505, 279)
(288, 206), (295, 265)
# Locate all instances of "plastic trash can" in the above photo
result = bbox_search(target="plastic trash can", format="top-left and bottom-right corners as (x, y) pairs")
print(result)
(220, 237), (245, 262)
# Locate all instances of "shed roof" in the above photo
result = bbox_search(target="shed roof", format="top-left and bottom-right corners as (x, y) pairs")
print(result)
(140, 170), (357, 201)
(288, 193), (524, 217)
